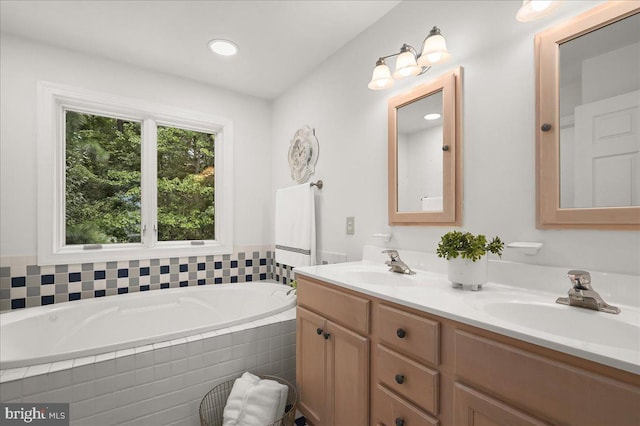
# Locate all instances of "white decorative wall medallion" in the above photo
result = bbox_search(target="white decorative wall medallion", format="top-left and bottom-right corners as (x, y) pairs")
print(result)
(288, 125), (319, 183)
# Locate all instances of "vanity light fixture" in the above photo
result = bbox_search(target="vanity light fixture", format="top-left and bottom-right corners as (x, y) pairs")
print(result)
(368, 26), (449, 90)
(207, 39), (239, 56)
(516, 0), (562, 22)
(424, 113), (441, 120)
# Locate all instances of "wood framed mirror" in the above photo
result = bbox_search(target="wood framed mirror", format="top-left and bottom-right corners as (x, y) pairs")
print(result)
(388, 67), (462, 226)
(536, 2), (640, 230)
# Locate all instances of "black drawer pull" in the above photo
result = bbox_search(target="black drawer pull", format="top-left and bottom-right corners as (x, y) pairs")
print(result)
(323, 332), (331, 340)
(395, 374), (405, 384)
(395, 418), (405, 426)
(316, 328), (323, 335)
(396, 328), (406, 338)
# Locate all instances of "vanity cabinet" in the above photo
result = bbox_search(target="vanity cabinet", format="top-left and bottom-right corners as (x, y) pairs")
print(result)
(372, 303), (442, 426)
(295, 275), (640, 426)
(453, 329), (640, 425)
(296, 278), (370, 426)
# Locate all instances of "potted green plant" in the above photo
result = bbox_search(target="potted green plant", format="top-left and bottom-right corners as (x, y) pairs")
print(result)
(436, 231), (504, 290)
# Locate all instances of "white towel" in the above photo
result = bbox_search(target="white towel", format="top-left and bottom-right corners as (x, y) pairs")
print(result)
(421, 196), (443, 211)
(222, 372), (260, 425)
(275, 183), (316, 267)
(239, 378), (288, 426)
(222, 373), (288, 426)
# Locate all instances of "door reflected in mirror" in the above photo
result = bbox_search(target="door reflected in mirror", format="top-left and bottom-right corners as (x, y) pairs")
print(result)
(559, 12), (640, 209)
(397, 90), (444, 212)
(388, 67), (462, 226)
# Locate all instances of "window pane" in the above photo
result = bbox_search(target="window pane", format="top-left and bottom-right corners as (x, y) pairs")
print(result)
(157, 126), (215, 241)
(65, 110), (142, 245)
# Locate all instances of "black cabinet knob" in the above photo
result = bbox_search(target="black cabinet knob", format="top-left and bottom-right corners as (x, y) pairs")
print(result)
(395, 374), (405, 384)
(395, 418), (405, 426)
(316, 328), (323, 335)
(396, 328), (406, 338)
(323, 332), (331, 340)
(541, 123), (552, 132)
(442, 145), (450, 151)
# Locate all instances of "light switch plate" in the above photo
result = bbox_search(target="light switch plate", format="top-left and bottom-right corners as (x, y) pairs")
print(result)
(346, 216), (355, 235)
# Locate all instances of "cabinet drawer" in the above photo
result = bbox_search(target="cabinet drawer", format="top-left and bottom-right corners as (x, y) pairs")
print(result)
(374, 384), (439, 426)
(377, 344), (439, 415)
(377, 304), (439, 365)
(297, 277), (370, 335)
(454, 382), (550, 426)
(455, 330), (640, 425)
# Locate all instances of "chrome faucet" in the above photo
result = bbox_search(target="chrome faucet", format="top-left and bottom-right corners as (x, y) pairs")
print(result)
(382, 249), (415, 275)
(556, 270), (620, 314)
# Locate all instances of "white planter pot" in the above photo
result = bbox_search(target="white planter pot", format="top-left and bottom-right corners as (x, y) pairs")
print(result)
(447, 255), (488, 291)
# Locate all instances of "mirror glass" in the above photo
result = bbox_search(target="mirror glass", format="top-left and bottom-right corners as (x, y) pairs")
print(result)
(559, 13), (640, 208)
(396, 90), (444, 212)
(388, 67), (461, 226)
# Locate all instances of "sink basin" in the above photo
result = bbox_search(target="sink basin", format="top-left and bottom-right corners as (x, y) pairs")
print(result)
(480, 301), (639, 351)
(340, 270), (416, 287)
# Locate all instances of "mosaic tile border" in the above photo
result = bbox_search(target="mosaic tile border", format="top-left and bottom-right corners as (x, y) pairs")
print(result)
(0, 247), (296, 312)
(274, 262), (295, 286)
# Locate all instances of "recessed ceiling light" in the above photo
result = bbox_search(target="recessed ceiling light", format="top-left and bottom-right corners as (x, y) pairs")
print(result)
(208, 39), (238, 56)
(424, 113), (441, 120)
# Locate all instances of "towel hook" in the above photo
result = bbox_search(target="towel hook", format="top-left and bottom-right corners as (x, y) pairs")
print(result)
(310, 180), (323, 189)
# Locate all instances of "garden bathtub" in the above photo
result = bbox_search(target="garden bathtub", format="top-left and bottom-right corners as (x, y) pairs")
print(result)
(0, 281), (297, 425)
(1, 281), (296, 369)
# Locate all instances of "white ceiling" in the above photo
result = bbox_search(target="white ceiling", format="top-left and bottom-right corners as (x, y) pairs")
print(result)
(0, 0), (401, 100)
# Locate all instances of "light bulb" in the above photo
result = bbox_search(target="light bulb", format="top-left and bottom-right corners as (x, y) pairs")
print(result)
(531, 0), (552, 12)
(208, 39), (239, 56)
(393, 49), (420, 79)
(516, 0), (561, 22)
(368, 61), (394, 90)
(419, 27), (448, 67)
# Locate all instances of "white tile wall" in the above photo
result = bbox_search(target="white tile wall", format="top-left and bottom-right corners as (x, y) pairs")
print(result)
(0, 308), (296, 426)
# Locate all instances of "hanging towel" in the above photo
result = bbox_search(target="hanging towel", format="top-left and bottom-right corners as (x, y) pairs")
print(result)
(275, 183), (316, 267)
(421, 196), (443, 211)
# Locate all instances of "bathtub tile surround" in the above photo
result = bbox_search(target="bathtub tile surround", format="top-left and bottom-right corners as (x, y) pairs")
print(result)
(274, 262), (295, 286)
(0, 309), (296, 425)
(0, 246), (298, 312)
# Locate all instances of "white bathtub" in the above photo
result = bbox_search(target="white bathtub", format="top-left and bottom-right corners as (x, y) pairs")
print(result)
(1, 282), (296, 369)
(0, 281), (297, 425)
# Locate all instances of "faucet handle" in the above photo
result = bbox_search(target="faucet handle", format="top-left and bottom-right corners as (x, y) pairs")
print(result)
(568, 270), (591, 289)
(382, 249), (400, 261)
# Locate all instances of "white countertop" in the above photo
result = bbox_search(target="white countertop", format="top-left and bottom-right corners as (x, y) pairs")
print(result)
(294, 260), (640, 375)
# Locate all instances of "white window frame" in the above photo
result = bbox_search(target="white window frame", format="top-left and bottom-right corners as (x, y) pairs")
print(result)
(37, 81), (233, 265)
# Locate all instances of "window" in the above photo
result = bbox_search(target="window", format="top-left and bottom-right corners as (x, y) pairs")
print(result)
(37, 82), (233, 264)
(156, 125), (215, 242)
(65, 111), (143, 245)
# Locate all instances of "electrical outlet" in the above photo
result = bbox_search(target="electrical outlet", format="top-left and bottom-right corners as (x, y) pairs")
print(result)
(346, 216), (355, 235)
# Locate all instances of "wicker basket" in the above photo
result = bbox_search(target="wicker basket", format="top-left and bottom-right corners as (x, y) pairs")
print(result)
(199, 374), (298, 426)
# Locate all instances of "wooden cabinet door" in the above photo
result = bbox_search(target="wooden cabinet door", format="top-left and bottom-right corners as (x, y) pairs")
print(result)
(297, 307), (328, 426)
(454, 383), (550, 426)
(327, 320), (369, 426)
